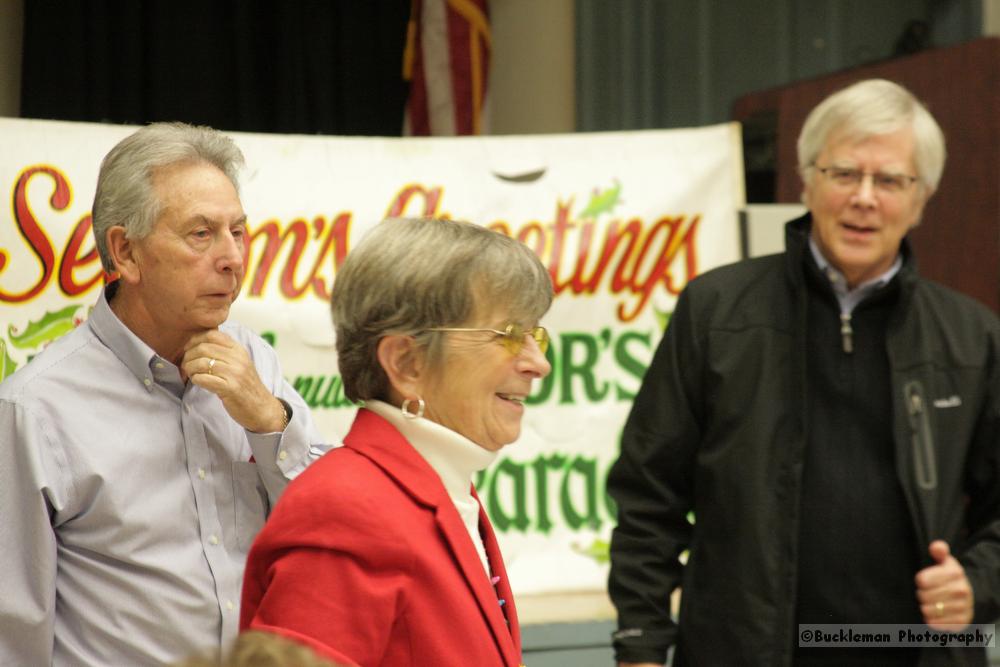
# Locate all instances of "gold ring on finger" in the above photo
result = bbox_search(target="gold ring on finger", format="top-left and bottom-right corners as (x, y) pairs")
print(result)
(208, 358), (216, 375)
(935, 601), (945, 616)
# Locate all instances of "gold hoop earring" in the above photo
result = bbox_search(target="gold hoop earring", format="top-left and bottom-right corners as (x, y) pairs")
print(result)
(401, 398), (425, 419)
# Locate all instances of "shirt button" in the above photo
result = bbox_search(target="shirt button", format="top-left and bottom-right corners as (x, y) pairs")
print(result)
(226, 600), (235, 611)
(143, 378), (151, 387)
(278, 451), (288, 461)
(209, 534), (219, 545)
(198, 468), (206, 480)
(155, 362), (164, 369)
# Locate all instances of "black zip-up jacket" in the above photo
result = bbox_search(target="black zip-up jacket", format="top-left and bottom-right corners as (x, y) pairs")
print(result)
(608, 215), (1000, 666)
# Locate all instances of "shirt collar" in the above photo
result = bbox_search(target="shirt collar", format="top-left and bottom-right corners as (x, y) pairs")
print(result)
(88, 287), (184, 395)
(366, 399), (497, 502)
(808, 236), (902, 314)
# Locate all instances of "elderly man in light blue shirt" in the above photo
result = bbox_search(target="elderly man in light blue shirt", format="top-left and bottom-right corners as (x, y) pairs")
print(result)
(0, 122), (333, 666)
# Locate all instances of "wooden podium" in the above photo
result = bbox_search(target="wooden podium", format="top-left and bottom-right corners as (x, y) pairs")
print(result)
(733, 37), (1000, 313)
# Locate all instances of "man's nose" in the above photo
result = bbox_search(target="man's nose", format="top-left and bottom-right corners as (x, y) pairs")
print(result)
(216, 229), (245, 272)
(852, 174), (878, 207)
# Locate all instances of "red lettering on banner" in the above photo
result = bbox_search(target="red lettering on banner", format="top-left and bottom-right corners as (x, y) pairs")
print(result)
(59, 214), (104, 296)
(246, 221), (282, 296)
(516, 221), (547, 259)
(483, 195), (701, 322)
(614, 215), (700, 321)
(574, 219), (640, 294)
(2, 167), (702, 322)
(305, 214), (351, 300)
(547, 201), (576, 293)
(1, 166), (65, 302)
(242, 187), (699, 320)
(245, 213), (351, 300)
(489, 204), (700, 323)
(385, 184), (443, 218)
(487, 220), (512, 236)
(607, 220), (644, 293)
(278, 219), (310, 298)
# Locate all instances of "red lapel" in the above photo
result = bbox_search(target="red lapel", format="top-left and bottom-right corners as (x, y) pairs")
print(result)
(475, 488), (522, 655)
(345, 409), (521, 666)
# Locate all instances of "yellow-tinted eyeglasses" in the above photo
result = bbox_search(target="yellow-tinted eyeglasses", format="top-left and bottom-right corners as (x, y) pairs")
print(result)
(426, 324), (550, 355)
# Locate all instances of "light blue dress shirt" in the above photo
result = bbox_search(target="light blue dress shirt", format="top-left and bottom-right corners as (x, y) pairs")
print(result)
(0, 289), (334, 666)
(808, 236), (903, 314)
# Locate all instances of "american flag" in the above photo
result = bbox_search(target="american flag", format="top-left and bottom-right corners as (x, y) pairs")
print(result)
(403, 0), (491, 136)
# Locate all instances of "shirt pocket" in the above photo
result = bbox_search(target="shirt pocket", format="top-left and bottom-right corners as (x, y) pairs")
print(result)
(231, 461), (268, 552)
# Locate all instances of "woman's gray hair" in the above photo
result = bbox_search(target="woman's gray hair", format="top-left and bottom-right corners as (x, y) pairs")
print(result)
(797, 78), (946, 191)
(331, 217), (554, 403)
(92, 122), (245, 272)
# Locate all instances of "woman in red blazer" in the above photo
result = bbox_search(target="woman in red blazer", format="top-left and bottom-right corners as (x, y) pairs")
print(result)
(240, 217), (554, 667)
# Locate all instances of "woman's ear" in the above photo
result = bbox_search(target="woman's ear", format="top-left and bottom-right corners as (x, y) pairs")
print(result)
(377, 334), (426, 400)
(106, 226), (141, 284)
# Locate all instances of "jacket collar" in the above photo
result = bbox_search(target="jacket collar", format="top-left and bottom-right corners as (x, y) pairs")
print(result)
(344, 408), (522, 665)
(364, 399), (497, 505)
(783, 213), (920, 306)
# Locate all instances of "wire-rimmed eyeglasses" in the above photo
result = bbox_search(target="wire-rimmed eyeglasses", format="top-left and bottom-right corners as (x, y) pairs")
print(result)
(425, 324), (550, 355)
(812, 164), (919, 194)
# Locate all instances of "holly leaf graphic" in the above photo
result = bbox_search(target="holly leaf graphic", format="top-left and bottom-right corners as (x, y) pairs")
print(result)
(0, 338), (15, 382)
(571, 538), (610, 565)
(654, 308), (672, 331)
(579, 180), (622, 220)
(8, 305), (82, 350)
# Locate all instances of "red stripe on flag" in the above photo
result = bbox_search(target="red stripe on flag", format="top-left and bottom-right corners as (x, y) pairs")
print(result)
(446, 4), (473, 135)
(404, 0), (490, 136)
(405, 0), (431, 136)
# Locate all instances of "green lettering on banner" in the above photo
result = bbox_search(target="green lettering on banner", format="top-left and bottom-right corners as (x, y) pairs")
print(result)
(613, 330), (653, 400)
(560, 456), (602, 531)
(559, 332), (610, 404)
(487, 458), (530, 532)
(476, 454), (617, 535)
(531, 453), (567, 534)
(292, 374), (355, 409)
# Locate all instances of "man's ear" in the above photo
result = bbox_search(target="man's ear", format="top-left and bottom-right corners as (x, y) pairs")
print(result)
(105, 226), (141, 284)
(800, 172), (814, 210)
(377, 334), (426, 399)
(909, 185), (935, 230)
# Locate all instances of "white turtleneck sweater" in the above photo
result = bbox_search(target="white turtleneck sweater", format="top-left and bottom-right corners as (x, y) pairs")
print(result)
(365, 400), (498, 578)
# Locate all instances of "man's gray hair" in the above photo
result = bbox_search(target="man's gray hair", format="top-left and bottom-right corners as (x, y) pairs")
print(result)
(331, 217), (554, 403)
(797, 78), (946, 191)
(91, 122), (245, 272)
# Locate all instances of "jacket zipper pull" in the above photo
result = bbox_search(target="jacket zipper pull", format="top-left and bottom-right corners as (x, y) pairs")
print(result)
(904, 380), (937, 491)
(840, 312), (854, 354)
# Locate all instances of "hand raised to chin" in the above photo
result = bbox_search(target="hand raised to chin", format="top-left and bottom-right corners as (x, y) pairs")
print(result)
(181, 330), (287, 433)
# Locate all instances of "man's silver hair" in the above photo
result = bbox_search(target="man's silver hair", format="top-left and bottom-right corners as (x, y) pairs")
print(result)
(331, 217), (554, 403)
(91, 122), (245, 272)
(797, 78), (946, 191)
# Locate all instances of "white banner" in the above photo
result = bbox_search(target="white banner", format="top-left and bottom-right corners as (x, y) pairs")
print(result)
(0, 118), (744, 599)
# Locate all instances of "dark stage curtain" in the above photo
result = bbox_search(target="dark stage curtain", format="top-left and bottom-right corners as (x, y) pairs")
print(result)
(20, 1), (411, 136)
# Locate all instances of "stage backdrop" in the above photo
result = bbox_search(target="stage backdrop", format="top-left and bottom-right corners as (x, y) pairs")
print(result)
(0, 117), (744, 597)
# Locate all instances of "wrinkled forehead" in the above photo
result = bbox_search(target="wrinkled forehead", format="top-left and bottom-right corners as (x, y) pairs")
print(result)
(152, 160), (242, 204)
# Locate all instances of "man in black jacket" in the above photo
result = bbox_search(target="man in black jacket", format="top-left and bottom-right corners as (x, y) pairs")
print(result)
(608, 79), (1000, 667)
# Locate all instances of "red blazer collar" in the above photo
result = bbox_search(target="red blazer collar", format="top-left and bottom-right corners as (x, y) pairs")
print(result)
(345, 408), (523, 665)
